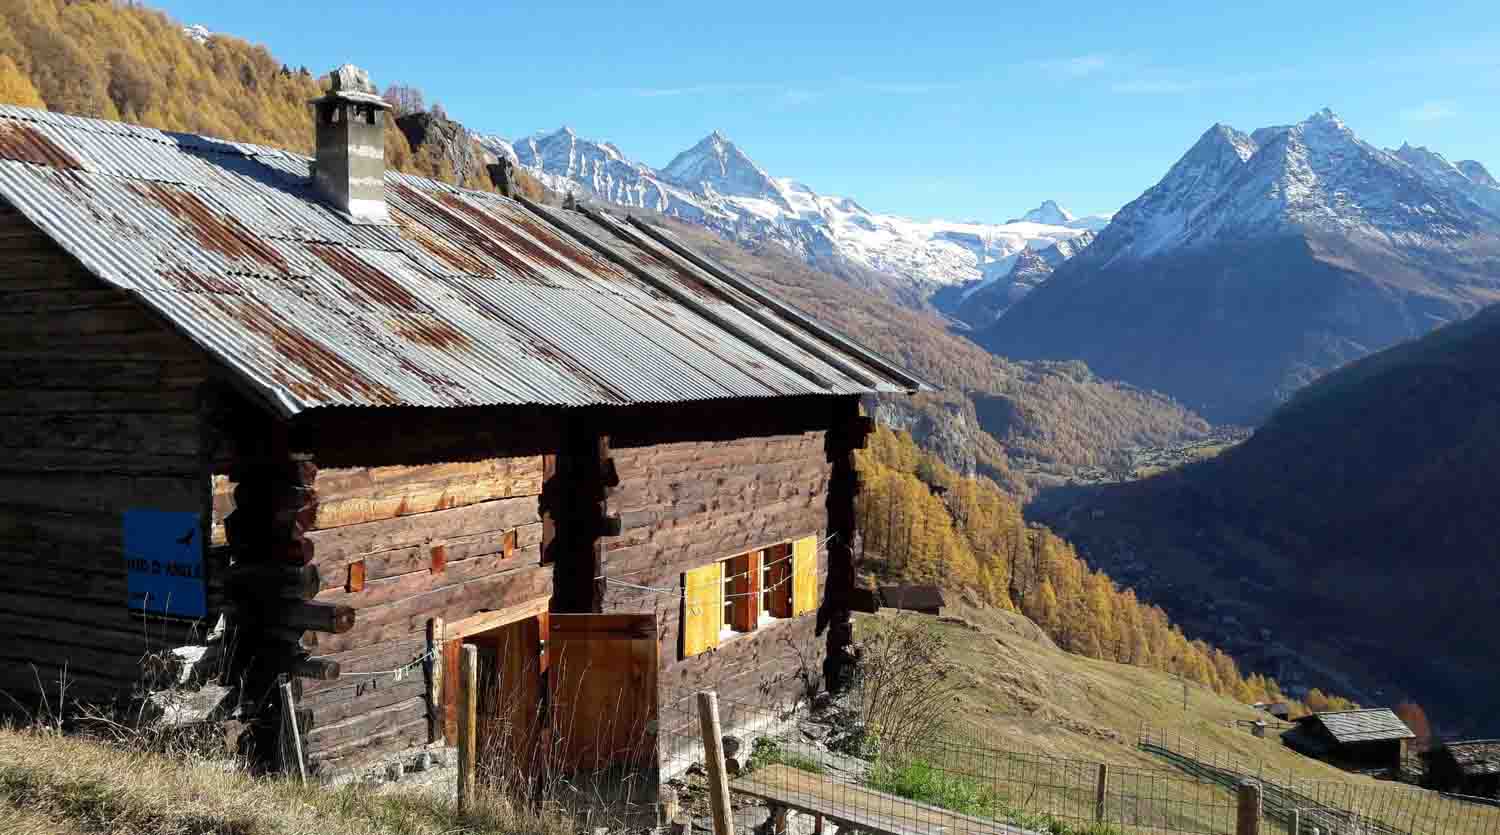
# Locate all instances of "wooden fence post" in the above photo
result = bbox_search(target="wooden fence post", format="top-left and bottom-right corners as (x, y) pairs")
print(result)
(1237, 781), (1263, 835)
(278, 674), (306, 784)
(457, 643), (477, 814)
(1095, 763), (1109, 822)
(697, 691), (736, 835)
(428, 617), (444, 742)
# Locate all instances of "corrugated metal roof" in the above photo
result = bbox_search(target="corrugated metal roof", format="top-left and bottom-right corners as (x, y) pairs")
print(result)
(1439, 741), (1500, 776)
(0, 106), (922, 416)
(1304, 710), (1415, 744)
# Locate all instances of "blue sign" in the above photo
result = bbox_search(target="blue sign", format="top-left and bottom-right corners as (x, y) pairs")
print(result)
(124, 510), (206, 619)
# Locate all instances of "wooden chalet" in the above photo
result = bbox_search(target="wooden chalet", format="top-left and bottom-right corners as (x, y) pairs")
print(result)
(1423, 740), (1500, 797)
(0, 65), (924, 783)
(1283, 709), (1415, 773)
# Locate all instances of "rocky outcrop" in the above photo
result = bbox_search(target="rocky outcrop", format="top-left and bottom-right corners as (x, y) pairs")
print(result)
(395, 110), (491, 188)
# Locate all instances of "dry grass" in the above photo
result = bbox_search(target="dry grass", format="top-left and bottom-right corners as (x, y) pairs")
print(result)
(0, 726), (571, 835)
(894, 605), (1500, 835)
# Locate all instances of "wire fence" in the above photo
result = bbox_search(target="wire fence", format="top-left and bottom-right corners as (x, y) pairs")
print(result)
(649, 693), (1500, 835)
(660, 690), (1242, 835)
(1138, 727), (1500, 835)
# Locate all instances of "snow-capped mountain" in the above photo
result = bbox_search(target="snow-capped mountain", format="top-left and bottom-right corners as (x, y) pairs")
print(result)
(984, 108), (1500, 423)
(1007, 199), (1108, 231)
(477, 128), (1101, 303)
(1076, 109), (1500, 271)
(948, 230), (1096, 327)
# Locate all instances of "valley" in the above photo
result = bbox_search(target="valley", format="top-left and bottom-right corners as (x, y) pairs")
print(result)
(5, 0), (1500, 786)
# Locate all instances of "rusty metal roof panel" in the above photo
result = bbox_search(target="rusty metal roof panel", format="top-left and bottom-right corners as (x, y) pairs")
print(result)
(0, 105), (919, 414)
(566, 208), (899, 394)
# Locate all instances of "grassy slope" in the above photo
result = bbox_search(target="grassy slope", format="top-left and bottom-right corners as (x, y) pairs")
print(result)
(877, 606), (1494, 835)
(0, 728), (565, 835)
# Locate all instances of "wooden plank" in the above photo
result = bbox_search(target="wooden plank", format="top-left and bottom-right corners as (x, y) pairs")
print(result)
(547, 613), (658, 771)
(427, 617), (444, 743)
(730, 765), (1026, 835)
(683, 563), (722, 657)
(0, 473), (200, 515)
(698, 692), (736, 835)
(311, 457), (543, 529)
(457, 644), (477, 814)
(345, 561), (365, 593)
(295, 496), (541, 568)
(310, 563), (553, 655)
(793, 536), (818, 616)
(337, 522), (542, 588)
(315, 545), (542, 610)
(443, 595), (551, 642)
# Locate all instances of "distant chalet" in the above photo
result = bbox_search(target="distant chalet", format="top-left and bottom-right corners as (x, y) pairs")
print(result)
(1423, 740), (1500, 798)
(1283, 708), (1415, 774)
(0, 64), (924, 786)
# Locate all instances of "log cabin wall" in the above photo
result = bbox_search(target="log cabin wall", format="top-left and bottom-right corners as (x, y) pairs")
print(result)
(0, 201), (217, 707)
(598, 396), (863, 741)
(268, 408), (559, 775)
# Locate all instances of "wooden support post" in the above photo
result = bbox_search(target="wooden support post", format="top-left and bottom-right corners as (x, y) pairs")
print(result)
(1291, 808), (1301, 835)
(770, 806), (789, 835)
(697, 691), (736, 835)
(1237, 781), (1262, 835)
(427, 617), (444, 743)
(278, 674), (306, 784)
(1095, 762), (1109, 822)
(457, 643), (478, 815)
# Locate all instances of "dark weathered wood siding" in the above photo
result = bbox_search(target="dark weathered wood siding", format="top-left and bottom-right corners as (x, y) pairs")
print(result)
(280, 410), (556, 774)
(598, 397), (861, 747)
(0, 203), (214, 705)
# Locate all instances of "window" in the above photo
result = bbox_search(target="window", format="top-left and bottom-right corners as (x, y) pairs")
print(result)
(762, 544), (792, 619)
(682, 536), (820, 658)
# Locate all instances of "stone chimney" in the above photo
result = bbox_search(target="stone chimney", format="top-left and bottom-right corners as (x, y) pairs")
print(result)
(309, 64), (391, 224)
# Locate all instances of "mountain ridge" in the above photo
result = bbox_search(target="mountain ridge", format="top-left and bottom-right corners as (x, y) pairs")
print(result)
(480, 127), (1107, 304)
(984, 109), (1500, 423)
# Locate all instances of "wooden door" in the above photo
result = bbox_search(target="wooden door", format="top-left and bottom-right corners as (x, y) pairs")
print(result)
(472, 617), (544, 780)
(547, 613), (658, 772)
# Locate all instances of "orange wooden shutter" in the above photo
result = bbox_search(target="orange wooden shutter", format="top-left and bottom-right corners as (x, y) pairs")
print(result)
(682, 563), (722, 657)
(792, 536), (818, 616)
(547, 613), (659, 770)
(731, 552), (759, 632)
(768, 545), (793, 618)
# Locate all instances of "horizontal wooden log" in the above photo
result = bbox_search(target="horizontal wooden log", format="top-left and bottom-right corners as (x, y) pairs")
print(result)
(228, 563), (320, 601)
(311, 457), (543, 529)
(298, 636), (428, 700)
(0, 447), (201, 476)
(0, 356), (198, 394)
(304, 696), (426, 749)
(292, 657), (341, 681)
(332, 522), (542, 589)
(317, 545), (541, 611)
(267, 602), (355, 634)
(302, 678), (427, 728)
(0, 474), (201, 515)
(295, 496), (541, 569)
(308, 713), (430, 772)
(442, 594), (550, 641)
(0, 387), (200, 415)
(312, 564), (552, 655)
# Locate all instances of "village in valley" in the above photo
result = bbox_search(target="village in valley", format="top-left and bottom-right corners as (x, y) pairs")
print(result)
(2, 2), (1499, 834)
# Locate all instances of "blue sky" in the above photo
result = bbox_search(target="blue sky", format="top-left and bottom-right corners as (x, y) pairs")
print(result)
(159, 0), (1497, 222)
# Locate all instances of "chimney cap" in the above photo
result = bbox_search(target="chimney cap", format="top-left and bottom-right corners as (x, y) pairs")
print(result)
(311, 63), (392, 109)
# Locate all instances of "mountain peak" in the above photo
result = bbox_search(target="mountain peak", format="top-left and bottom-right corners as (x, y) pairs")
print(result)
(1457, 160), (1498, 188)
(1013, 200), (1076, 226)
(661, 130), (782, 202)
